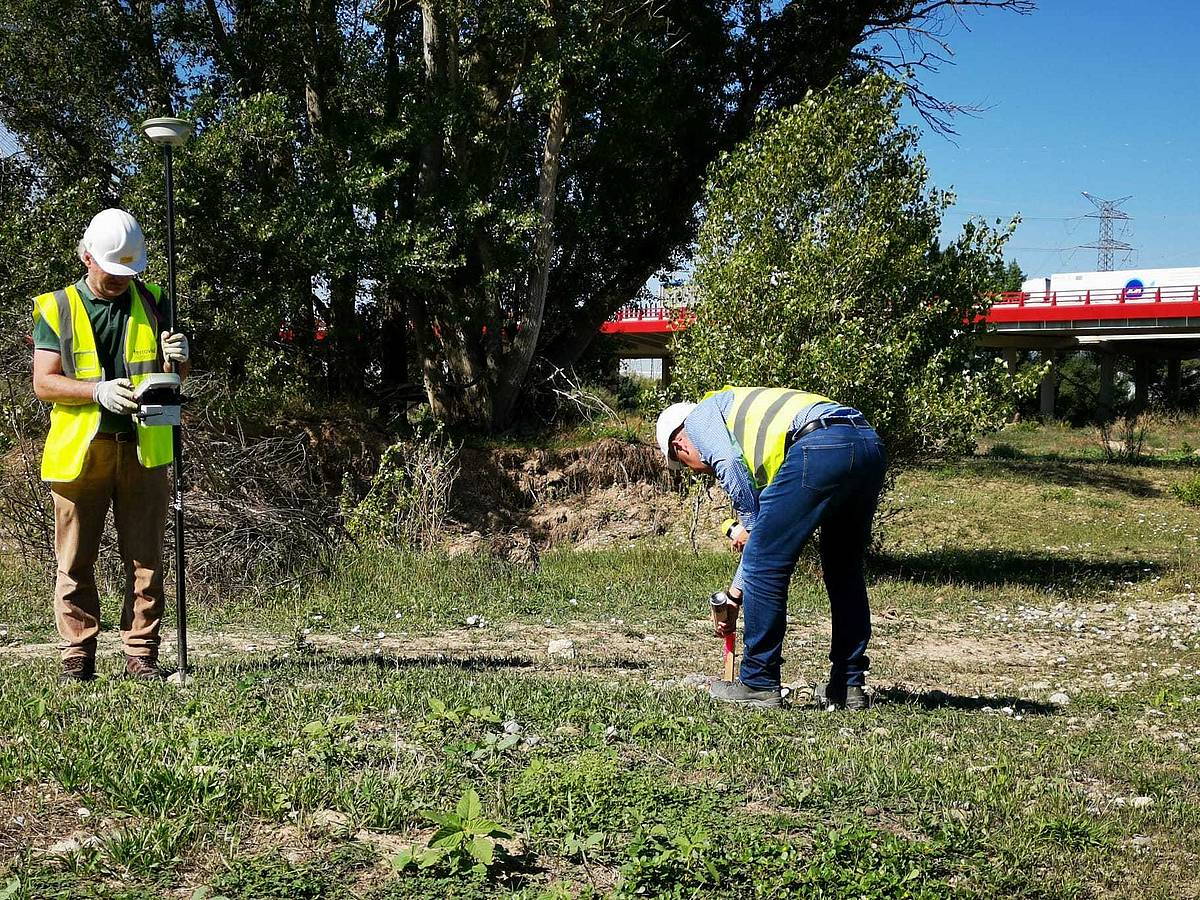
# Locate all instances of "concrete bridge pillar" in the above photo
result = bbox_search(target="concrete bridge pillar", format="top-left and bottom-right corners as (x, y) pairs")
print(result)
(1003, 349), (1019, 374)
(1098, 353), (1115, 420)
(1167, 358), (1182, 408)
(1039, 351), (1057, 419)
(1133, 358), (1153, 412)
(660, 356), (672, 388)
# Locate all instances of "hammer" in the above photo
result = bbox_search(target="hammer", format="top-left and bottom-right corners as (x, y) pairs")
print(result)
(709, 590), (739, 681)
(718, 517), (745, 681)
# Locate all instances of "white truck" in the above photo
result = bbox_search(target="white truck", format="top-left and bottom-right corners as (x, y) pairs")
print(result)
(1020, 266), (1200, 301)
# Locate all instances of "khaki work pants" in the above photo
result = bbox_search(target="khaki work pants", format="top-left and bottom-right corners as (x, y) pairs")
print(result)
(50, 437), (171, 661)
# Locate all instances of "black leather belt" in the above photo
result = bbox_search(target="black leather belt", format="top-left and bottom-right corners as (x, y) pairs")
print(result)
(788, 414), (870, 446)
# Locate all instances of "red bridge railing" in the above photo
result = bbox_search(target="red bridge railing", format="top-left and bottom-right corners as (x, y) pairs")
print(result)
(988, 285), (1200, 322)
(600, 300), (694, 334)
(603, 284), (1200, 333)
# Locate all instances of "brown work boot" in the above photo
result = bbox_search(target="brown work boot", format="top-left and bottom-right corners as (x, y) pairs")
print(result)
(124, 654), (166, 681)
(60, 656), (96, 683)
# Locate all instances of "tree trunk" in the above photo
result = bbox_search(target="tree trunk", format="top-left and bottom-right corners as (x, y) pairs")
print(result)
(412, 291), (494, 424)
(491, 87), (569, 428)
(378, 276), (409, 405)
(417, 0), (447, 200)
(411, 2), (498, 425)
(300, 0), (363, 394)
(327, 271), (362, 393)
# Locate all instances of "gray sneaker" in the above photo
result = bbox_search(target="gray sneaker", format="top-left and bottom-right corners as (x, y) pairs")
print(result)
(814, 682), (870, 711)
(709, 680), (783, 709)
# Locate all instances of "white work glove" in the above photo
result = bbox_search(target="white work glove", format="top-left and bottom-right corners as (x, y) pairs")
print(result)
(93, 378), (137, 415)
(160, 330), (190, 364)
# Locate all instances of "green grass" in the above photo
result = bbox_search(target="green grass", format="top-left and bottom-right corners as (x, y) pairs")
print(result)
(2, 421), (1200, 898)
(2, 657), (1197, 898)
(979, 414), (1200, 464)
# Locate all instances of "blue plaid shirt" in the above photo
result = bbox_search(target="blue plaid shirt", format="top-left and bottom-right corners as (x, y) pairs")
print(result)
(684, 390), (840, 590)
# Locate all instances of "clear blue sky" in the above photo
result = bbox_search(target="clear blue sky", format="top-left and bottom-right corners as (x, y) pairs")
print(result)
(905, 1), (1200, 278)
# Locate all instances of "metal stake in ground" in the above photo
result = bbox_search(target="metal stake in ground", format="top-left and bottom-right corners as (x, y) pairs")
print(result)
(140, 117), (194, 684)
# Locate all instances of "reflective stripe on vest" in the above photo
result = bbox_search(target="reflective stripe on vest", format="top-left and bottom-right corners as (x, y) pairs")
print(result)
(704, 385), (833, 489)
(34, 282), (174, 482)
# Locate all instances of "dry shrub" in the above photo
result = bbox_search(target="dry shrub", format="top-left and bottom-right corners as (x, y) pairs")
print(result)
(0, 355), (338, 605)
(340, 426), (459, 551)
(448, 437), (684, 551)
(570, 438), (665, 490)
(515, 438), (669, 502)
(180, 375), (338, 598)
(542, 366), (621, 425)
(1098, 415), (1148, 463)
(0, 349), (54, 572)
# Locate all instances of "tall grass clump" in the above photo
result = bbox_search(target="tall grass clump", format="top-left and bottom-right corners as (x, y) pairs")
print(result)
(1098, 415), (1148, 463)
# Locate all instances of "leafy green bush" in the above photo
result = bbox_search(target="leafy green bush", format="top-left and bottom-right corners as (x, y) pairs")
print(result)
(1172, 474), (1200, 506)
(341, 425), (459, 550)
(673, 74), (1039, 466)
(616, 375), (672, 417)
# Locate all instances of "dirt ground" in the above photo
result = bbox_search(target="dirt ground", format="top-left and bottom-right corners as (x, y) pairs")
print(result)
(9, 594), (1197, 712)
(445, 439), (734, 561)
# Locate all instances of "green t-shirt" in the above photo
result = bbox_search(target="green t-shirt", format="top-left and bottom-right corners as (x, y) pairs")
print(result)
(33, 278), (169, 434)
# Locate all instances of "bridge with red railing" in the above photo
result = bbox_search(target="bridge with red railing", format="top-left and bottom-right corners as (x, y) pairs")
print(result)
(601, 284), (1200, 357)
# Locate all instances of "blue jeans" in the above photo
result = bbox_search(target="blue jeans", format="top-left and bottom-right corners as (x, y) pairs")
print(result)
(738, 416), (886, 690)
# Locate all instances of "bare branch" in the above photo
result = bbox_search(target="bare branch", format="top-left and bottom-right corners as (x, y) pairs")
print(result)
(865, 0), (1035, 35)
(856, 0), (1033, 135)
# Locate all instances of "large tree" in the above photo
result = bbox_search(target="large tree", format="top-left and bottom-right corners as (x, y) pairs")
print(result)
(673, 75), (1040, 465)
(0, 0), (1033, 430)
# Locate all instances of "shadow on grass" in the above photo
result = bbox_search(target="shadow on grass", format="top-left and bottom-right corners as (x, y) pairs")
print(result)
(969, 455), (1164, 496)
(879, 686), (1056, 715)
(985, 444), (1200, 470)
(872, 547), (1162, 591)
(207, 651), (538, 675)
(206, 649), (652, 675)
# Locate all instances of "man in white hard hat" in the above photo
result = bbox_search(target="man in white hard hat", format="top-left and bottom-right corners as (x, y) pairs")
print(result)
(31, 209), (192, 682)
(657, 386), (886, 710)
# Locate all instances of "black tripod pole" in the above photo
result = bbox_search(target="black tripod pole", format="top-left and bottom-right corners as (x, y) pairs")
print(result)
(163, 143), (188, 683)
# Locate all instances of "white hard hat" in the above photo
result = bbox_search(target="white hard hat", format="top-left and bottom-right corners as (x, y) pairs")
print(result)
(656, 402), (696, 470)
(82, 209), (146, 276)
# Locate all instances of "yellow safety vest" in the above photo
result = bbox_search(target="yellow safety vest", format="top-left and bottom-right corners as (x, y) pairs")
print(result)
(33, 282), (174, 482)
(703, 385), (833, 489)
